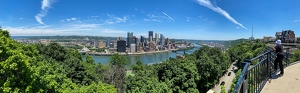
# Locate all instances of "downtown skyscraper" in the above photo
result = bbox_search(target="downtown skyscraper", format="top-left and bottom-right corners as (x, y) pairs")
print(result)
(155, 32), (159, 42)
(127, 32), (133, 47)
(148, 31), (153, 41)
(160, 34), (165, 47)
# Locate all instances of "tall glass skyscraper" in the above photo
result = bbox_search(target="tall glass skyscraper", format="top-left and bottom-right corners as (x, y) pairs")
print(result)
(148, 31), (153, 41)
(140, 35), (144, 43)
(160, 34), (165, 47)
(155, 32), (159, 42)
(127, 32), (133, 47)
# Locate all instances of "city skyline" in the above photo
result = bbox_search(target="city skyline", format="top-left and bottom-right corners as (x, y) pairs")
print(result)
(0, 0), (300, 40)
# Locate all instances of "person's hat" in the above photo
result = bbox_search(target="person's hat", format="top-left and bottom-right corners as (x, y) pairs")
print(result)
(276, 40), (281, 45)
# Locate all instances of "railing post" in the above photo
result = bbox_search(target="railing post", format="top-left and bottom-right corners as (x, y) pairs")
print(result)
(267, 51), (271, 78)
(286, 48), (290, 66)
(241, 59), (251, 93)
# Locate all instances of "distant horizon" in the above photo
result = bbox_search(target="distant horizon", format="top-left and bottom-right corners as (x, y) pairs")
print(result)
(10, 35), (242, 41)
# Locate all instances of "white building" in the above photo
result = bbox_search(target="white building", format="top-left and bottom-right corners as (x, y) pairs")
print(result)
(130, 44), (136, 53)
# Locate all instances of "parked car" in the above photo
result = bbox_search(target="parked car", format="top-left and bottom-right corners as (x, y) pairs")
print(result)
(221, 81), (225, 85)
(228, 72), (232, 76)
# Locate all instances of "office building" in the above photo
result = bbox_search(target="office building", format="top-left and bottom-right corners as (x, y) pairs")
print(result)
(155, 33), (159, 43)
(149, 31), (153, 41)
(135, 38), (140, 46)
(94, 40), (99, 48)
(127, 32), (133, 47)
(149, 41), (154, 50)
(99, 41), (106, 48)
(117, 40), (126, 52)
(106, 40), (110, 48)
(114, 42), (117, 48)
(149, 36), (153, 42)
(160, 34), (165, 47)
(132, 36), (136, 44)
(109, 42), (114, 48)
(130, 44), (136, 53)
(136, 43), (141, 52)
(140, 35), (145, 43)
(118, 36), (122, 40)
(165, 38), (170, 45)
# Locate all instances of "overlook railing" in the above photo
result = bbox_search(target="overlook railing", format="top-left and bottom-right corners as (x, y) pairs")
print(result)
(234, 47), (290, 93)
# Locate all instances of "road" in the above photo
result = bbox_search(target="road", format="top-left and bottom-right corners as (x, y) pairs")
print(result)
(211, 61), (238, 93)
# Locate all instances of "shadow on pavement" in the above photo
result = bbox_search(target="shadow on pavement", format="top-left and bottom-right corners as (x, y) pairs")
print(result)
(271, 73), (283, 80)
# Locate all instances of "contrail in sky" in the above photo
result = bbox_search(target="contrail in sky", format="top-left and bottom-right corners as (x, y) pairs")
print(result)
(197, 0), (248, 30)
(35, 0), (57, 25)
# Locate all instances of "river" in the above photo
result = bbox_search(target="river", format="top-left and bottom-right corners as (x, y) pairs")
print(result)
(82, 43), (201, 66)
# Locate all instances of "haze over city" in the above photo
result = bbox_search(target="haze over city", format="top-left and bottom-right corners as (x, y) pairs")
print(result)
(0, 0), (299, 40)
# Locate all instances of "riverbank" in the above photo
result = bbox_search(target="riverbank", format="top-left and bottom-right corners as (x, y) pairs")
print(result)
(82, 49), (178, 56)
(83, 43), (201, 66)
(177, 46), (194, 51)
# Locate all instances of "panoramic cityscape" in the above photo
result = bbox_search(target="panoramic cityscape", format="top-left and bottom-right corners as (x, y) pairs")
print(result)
(1, 0), (300, 93)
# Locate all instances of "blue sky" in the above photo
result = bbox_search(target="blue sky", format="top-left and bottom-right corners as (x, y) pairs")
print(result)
(0, 0), (300, 40)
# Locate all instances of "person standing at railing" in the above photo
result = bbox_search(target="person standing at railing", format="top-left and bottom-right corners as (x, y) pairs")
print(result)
(273, 40), (284, 75)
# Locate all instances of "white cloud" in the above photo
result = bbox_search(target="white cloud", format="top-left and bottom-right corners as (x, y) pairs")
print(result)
(196, 0), (248, 30)
(90, 16), (99, 18)
(20, 18), (24, 20)
(147, 14), (159, 18)
(3, 23), (126, 37)
(293, 20), (300, 22)
(68, 24), (101, 29)
(162, 12), (175, 22)
(145, 13), (175, 22)
(186, 17), (191, 21)
(61, 17), (78, 22)
(105, 14), (129, 24)
(35, 0), (57, 25)
(236, 27), (240, 29)
(71, 17), (77, 20)
(144, 19), (162, 22)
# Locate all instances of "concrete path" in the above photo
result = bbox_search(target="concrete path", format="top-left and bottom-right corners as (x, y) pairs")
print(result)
(261, 61), (300, 93)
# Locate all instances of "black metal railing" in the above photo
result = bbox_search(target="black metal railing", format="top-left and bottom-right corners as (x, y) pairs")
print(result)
(234, 47), (290, 93)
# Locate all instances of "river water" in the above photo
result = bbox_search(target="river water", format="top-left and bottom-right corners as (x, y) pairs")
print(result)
(82, 44), (201, 66)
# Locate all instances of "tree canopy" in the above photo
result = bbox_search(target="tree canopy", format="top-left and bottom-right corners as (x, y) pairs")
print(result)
(0, 29), (116, 93)
(1, 28), (276, 93)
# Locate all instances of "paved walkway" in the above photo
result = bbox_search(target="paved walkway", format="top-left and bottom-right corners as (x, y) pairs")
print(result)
(261, 61), (300, 93)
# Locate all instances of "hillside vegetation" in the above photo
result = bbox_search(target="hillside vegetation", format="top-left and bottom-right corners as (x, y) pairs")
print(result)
(1, 28), (283, 93)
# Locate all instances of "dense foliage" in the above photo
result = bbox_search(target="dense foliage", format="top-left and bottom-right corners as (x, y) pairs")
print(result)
(126, 45), (231, 93)
(2, 28), (274, 93)
(226, 40), (268, 67)
(0, 29), (116, 93)
(290, 49), (300, 62)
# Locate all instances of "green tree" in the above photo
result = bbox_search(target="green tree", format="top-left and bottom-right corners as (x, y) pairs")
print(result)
(105, 53), (128, 93)
(0, 29), (117, 92)
(64, 57), (94, 85)
(108, 53), (128, 66)
(95, 62), (109, 81)
(131, 60), (144, 71)
(0, 29), (37, 92)
(156, 59), (200, 93)
(290, 50), (300, 62)
(221, 85), (226, 93)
